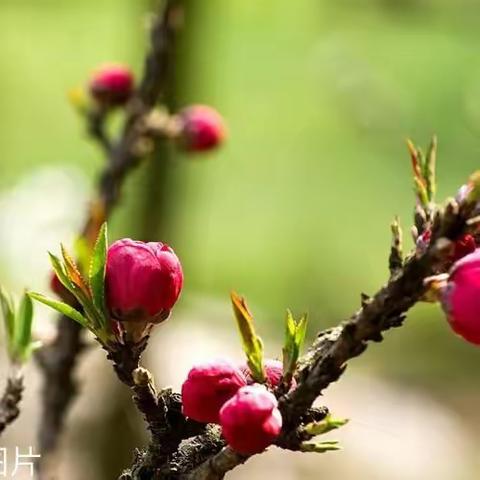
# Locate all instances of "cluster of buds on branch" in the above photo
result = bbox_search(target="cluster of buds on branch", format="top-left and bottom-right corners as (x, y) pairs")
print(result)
(3, 2), (480, 478)
(70, 63), (226, 156)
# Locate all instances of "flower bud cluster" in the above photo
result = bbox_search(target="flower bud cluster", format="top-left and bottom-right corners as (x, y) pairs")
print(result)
(181, 358), (284, 454)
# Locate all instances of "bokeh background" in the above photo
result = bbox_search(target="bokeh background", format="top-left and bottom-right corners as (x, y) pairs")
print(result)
(0, 0), (480, 478)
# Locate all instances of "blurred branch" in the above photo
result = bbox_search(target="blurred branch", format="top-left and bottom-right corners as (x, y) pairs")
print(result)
(0, 368), (23, 436)
(34, 1), (182, 477)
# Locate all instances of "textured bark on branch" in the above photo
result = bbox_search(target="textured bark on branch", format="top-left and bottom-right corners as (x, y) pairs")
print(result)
(120, 196), (475, 480)
(34, 1), (181, 476)
(0, 370), (23, 436)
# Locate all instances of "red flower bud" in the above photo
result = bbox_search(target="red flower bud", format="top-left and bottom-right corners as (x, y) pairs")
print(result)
(181, 359), (247, 424)
(415, 229), (431, 255)
(442, 248), (480, 344)
(219, 385), (282, 454)
(450, 233), (476, 262)
(105, 239), (183, 323)
(89, 64), (134, 107)
(416, 229), (477, 262)
(177, 105), (226, 152)
(240, 359), (296, 389)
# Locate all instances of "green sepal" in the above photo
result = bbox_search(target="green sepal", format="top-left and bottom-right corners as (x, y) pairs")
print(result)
(282, 310), (308, 387)
(231, 291), (265, 383)
(28, 292), (88, 328)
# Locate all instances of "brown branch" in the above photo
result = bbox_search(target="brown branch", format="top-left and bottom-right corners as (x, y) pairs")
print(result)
(0, 369), (23, 436)
(182, 447), (248, 480)
(140, 198), (474, 480)
(34, 1), (182, 477)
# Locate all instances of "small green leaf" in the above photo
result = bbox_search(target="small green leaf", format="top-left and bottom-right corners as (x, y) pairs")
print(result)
(231, 291), (265, 383)
(61, 244), (90, 298)
(303, 415), (349, 436)
(424, 135), (437, 202)
(300, 440), (341, 454)
(88, 222), (108, 324)
(466, 171), (480, 205)
(49, 251), (102, 330)
(0, 286), (15, 348)
(48, 252), (75, 293)
(282, 310), (308, 387)
(28, 292), (88, 328)
(13, 293), (34, 360)
(74, 235), (93, 275)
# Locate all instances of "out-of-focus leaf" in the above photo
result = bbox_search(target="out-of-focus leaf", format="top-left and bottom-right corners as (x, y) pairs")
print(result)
(466, 171), (480, 205)
(0, 286), (15, 348)
(231, 291), (265, 383)
(88, 222), (108, 324)
(14, 293), (33, 361)
(28, 292), (88, 328)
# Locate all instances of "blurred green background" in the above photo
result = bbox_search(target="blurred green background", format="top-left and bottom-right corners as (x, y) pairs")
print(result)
(0, 0), (480, 479)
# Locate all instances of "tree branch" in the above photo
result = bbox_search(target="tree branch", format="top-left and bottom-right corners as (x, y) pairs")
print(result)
(34, 1), (182, 476)
(123, 196), (475, 480)
(0, 368), (23, 436)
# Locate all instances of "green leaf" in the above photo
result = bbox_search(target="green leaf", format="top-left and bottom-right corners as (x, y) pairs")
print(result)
(13, 293), (34, 360)
(48, 252), (75, 293)
(231, 291), (265, 383)
(424, 135), (437, 202)
(407, 139), (429, 207)
(466, 171), (480, 205)
(282, 310), (308, 386)
(88, 223), (108, 324)
(0, 286), (15, 348)
(300, 440), (341, 454)
(74, 235), (93, 276)
(28, 292), (88, 328)
(61, 244), (90, 298)
(49, 251), (101, 330)
(303, 415), (349, 436)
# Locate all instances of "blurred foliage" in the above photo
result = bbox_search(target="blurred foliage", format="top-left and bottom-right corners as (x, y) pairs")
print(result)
(1, 0), (480, 413)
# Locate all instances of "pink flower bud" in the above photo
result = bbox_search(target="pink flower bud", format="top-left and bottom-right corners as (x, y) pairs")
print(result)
(240, 359), (297, 390)
(105, 239), (183, 323)
(177, 105), (226, 152)
(89, 64), (134, 106)
(219, 385), (282, 454)
(443, 248), (480, 344)
(181, 359), (247, 424)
